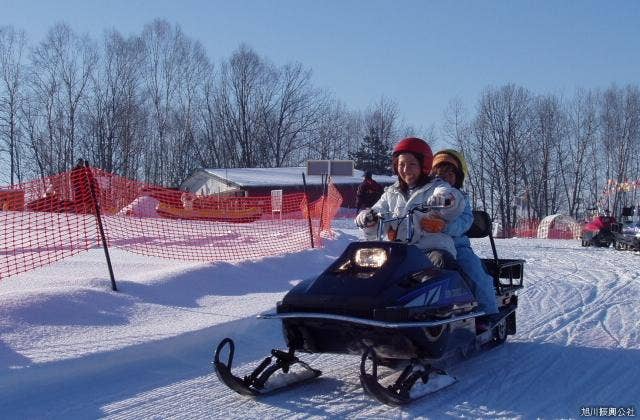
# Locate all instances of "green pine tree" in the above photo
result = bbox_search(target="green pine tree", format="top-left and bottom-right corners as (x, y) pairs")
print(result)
(350, 128), (391, 175)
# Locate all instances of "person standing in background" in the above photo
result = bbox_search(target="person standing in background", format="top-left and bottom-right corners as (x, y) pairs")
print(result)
(70, 159), (98, 214)
(355, 171), (383, 211)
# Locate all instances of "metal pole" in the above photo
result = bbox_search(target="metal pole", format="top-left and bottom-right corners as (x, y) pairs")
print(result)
(302, 173), (315, 248)
(318, 174), (329, 234)
(85, 162), (118, 291)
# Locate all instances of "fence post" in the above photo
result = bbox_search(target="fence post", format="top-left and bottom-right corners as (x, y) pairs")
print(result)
(85, 162), (118, 291)
(302, 173), (315, 248)
(318, 174), (328, 234)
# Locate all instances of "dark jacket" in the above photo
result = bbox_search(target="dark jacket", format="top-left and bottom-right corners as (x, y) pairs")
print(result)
(356, 178), (383, 210)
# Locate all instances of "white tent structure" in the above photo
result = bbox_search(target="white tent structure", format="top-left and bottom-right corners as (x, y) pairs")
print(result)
(537, 213), (582, 239)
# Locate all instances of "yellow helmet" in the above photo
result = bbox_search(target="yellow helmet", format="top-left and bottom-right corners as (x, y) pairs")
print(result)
(432, 149), (468, 187)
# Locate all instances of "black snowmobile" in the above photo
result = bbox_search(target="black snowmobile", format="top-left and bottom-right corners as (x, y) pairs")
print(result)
(613, 206), (640, 252)
(581, 210), (619, 248)
(214, 206), (525, 405)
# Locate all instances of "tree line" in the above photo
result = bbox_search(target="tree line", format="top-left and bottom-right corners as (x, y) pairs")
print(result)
(443, 84), (640, 231)
(1, 21), (639, 230)
(0, 20), (418, 189)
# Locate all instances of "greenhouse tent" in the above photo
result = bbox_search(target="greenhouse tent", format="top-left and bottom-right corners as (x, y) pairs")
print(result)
(537, 213), (582, 239)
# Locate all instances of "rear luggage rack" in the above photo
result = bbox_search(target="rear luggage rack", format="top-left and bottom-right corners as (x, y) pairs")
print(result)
(466, 211), (525, 293)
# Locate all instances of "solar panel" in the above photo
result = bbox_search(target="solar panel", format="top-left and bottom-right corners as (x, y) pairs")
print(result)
(306, 160), (353, 176)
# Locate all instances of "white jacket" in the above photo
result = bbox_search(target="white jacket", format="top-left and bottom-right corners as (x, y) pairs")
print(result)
(360, 177), (465, 257)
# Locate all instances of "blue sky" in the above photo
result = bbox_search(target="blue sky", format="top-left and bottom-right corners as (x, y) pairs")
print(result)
(1, 0), (640, 135)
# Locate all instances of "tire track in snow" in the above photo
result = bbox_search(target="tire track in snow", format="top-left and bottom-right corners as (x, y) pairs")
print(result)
(512, 242), (640, 349)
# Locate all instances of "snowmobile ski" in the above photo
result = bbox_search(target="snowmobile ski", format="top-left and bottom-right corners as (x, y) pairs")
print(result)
(214, 338), (321, 396)
(359, 348), (456, 406)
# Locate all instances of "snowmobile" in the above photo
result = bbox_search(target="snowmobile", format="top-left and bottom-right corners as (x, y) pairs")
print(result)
(581, 211), (619, 247)
(613, 206), (640, 252)
(214, 205), (525, 405)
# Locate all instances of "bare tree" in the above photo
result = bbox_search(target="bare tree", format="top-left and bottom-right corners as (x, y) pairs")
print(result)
(196, 75), (225, 168)
(28, 23), (97, 175)
(522, 94), (565, 218)
(470, 115), (491, 210)
(599, 85), (640, 214)
(559, 89), (598, 217)
(442, 98), (477, 197)
(339, 96), (402, 173)
(24, 47), (61, 177)
(259, 62), (326, 167)
(82, 30), (147, 178)
(308, 99), (361, 161)
(165, 36), (211, 186)
(363, 96), (399, 152)
(474, 85), (532, 234)
(140, 19), (186, 184)
(0, 26), (27, 185)
(18, 95), (47, 180)
(213, 44), (267, 168)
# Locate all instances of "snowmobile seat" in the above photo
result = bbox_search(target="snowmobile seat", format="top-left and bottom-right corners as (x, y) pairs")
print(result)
(614, 207), (636, 234)
(465, 210), (524, 293)
(621, 206), (635, 218)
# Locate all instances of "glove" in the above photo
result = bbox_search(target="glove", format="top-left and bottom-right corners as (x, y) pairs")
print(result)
(421, 217), (446, 233)
(356, 209), (378, 228)
(387, 227), (397, 241)
(427, 188), (454, 207)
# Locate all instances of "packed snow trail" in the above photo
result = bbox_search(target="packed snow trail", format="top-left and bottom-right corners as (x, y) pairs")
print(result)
(1, 225), (639, 418)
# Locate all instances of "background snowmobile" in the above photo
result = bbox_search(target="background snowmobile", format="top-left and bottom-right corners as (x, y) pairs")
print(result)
(581, 210), (618, 247)
(613, 206), (640, 252)
(214, 205), (524, 405)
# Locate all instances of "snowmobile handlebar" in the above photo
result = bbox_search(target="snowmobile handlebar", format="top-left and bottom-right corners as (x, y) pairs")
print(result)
(374, 200), (452, 242)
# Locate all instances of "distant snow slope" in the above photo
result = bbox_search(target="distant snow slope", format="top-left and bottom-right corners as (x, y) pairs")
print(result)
(1, 221), (638, 419)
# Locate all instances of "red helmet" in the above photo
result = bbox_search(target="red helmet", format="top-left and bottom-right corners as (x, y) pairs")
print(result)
(392, 137), (433, 174)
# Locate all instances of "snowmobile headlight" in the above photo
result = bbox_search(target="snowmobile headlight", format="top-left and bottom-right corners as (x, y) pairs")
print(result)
(354, 248), (387, 268)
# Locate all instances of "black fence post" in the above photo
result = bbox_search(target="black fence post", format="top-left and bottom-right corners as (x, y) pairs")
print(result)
(85, 162), (118, 291)
(302, 173), (315, 248)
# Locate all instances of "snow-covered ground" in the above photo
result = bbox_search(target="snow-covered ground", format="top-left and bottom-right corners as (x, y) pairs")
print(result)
(1, 219), (639, 419)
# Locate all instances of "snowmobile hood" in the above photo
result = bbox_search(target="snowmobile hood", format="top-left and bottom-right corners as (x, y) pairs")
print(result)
(278, 241), (470, 315)
(305, 241), (430, 295)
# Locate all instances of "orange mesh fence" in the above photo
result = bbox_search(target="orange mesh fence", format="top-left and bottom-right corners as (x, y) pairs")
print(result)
(1, 167), (102, 279)
(507, 217), (582, 239)
(1, 167), (343, 280)
(320, 182), (343, 235)
(302, 181), (343, 238)
(512, 219), (540, 238)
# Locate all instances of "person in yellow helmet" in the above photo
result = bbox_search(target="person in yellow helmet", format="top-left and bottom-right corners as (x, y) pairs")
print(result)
(431, 149), (468, 188)
(430, 149), (499, 315)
